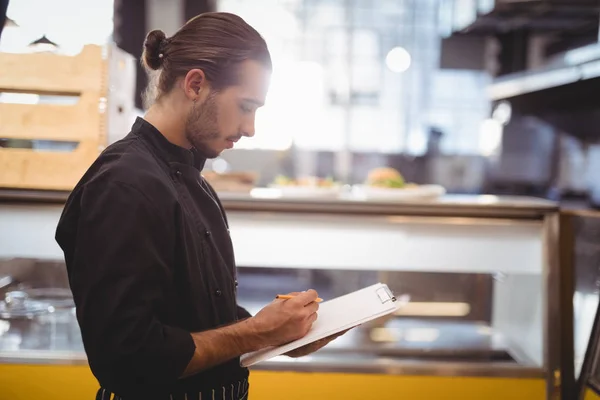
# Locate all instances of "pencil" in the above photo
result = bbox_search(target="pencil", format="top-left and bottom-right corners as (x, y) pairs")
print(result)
(276, 294), (323, 303)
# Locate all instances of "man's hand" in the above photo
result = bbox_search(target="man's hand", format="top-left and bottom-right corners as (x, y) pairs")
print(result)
(248, 290), (320, 347)
(285, 328), (351, 358)
(183, 290), (319, 377)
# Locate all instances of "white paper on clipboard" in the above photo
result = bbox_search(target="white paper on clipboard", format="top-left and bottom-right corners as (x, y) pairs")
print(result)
(240, 282), (408, 367)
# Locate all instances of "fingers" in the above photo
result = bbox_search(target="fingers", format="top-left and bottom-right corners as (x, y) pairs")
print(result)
(290, 289), (319, 306)
(297, 312), (317, 337)
(304, 301), (319, 315)
(274, 291), (300, 303)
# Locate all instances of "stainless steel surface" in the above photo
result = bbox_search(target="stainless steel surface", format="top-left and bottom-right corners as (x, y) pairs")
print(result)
(249, 356), (546, 378)
(488, 41), (600, 101)
(231, 212), (545, 227)
(0, 189), (558, 218)
(0, 264), (543, 378)
(0, 275), (13, 290)
(0, 290), (52, 319)
(220, 193), (558, 219)
(0, 307), (81, 353)
(24, 288), (75, 309)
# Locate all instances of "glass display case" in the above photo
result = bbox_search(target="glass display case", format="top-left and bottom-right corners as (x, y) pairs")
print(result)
(0, 192), (564, 399)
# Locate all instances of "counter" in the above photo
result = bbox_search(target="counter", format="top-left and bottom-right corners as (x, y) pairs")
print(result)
(0, 191), (564, 399)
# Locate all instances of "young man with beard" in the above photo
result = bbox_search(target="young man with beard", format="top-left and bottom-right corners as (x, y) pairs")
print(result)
(55, 12), (340, 400)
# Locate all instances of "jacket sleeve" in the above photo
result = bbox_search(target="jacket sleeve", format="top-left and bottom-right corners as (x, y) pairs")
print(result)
(62, 180), (195, 385)
(237, 305), (252, 320)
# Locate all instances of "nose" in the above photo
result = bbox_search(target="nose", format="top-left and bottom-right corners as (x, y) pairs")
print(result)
(241, 115), (256, 138)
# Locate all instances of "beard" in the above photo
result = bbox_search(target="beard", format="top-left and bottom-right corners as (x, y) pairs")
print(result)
(184, 92), (221, 159)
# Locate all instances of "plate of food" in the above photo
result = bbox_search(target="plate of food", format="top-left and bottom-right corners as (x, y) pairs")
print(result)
(352, 167), (446, 201)
(269, 175), (343, 198)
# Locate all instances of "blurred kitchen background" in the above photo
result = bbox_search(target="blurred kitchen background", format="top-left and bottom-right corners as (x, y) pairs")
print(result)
(3, 0), (600, 206)
(5, 2), (600, 399)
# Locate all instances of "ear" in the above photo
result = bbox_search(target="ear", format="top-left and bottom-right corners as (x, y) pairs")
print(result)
(182, 69), (208, 101)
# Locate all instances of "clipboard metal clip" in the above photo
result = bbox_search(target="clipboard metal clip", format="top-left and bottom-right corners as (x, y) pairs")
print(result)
(376, 285), (397, 304)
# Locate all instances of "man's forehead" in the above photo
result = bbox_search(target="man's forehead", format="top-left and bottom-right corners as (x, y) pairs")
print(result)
(235, 59), (271, 104)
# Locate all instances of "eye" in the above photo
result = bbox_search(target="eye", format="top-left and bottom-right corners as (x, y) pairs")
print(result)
(240, 103), (253, 114)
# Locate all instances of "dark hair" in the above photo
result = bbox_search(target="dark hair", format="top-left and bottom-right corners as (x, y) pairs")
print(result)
(141, 12), (271, 105)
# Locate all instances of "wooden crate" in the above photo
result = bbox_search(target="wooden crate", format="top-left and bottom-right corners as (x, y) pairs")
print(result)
(0, 45), (116, 191)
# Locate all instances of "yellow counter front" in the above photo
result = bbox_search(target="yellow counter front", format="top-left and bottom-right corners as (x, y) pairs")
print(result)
(0, 364), (546, 400)
(585, 386), (600, 400)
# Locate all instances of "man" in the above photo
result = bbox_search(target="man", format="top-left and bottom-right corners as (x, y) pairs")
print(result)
(56, 12), (341, 400)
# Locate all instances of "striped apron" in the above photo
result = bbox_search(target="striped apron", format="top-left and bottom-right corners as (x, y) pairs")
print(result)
(95, 378), (249, 400)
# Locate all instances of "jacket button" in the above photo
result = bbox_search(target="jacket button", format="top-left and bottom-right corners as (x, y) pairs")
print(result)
(205, 230), (211, 237)
(235, 280), (238, 287)
(215, 289), (222, 297)
(175, 170), (182, 177)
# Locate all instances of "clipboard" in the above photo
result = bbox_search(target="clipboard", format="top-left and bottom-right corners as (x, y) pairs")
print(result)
(240, 282), (407, 367)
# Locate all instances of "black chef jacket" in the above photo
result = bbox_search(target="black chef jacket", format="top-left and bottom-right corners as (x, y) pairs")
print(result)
(55, 117), (251, 399)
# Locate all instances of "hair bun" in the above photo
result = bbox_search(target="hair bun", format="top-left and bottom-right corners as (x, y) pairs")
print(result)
(142, 29), (167, 70)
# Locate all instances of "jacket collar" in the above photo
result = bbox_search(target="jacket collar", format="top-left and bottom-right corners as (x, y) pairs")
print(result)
(132, 117), (206, 171)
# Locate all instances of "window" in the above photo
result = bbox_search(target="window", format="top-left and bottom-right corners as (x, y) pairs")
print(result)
(219, 0), (492, 156)
(2, 0), (113, 54)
